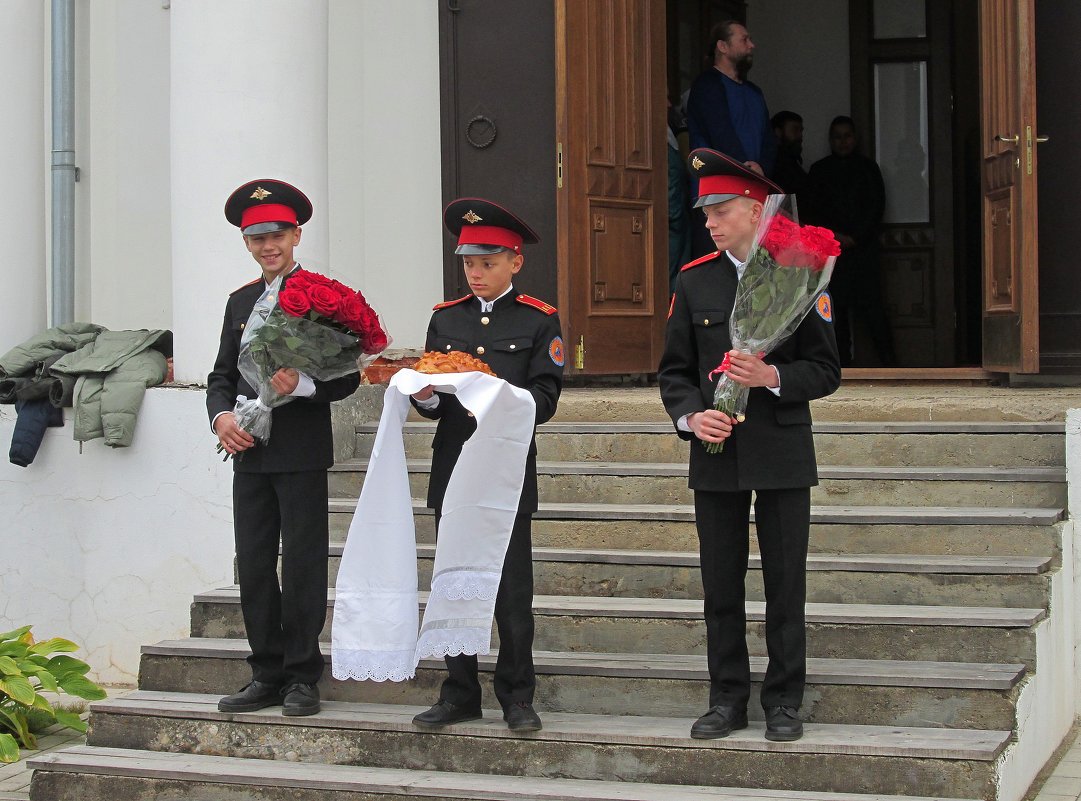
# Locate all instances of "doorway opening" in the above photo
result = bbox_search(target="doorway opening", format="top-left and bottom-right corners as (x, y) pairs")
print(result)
(665, 0), (983, 370)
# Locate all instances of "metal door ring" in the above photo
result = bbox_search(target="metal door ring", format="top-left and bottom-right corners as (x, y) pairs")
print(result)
(466, 116), (497, 148)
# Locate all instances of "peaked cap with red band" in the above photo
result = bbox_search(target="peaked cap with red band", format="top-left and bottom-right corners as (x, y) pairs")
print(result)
(688, 148), (783, 208)
(444, 197), (539, 256)
(225, 179), (313, 236)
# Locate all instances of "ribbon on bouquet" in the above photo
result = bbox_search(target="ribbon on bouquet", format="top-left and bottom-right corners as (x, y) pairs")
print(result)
(331, 368), (536, 682)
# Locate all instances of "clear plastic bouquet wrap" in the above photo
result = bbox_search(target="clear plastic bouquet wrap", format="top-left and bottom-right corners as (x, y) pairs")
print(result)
(232, 269), (389, 446)
(706, 195), (840, 454)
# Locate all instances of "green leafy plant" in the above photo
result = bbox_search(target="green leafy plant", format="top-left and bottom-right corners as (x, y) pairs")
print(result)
(0, 625), (106, 763)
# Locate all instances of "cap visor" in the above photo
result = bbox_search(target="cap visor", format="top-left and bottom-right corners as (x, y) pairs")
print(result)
(693, 193), (740, 209)
(455, 244), (506, 255)
(242, 221), (295, 236)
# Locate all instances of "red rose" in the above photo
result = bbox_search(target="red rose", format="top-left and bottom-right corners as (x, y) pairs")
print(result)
(278, 288), (311, 317)
(299, 270), (331, 285)
(363, 326), (388, 354)
(798, 226), (842, 270)
(309, 284), (342, 317)
(329, 279), (356, 300)
(285, 271), (313, 292)
(335, 294), (366, 331)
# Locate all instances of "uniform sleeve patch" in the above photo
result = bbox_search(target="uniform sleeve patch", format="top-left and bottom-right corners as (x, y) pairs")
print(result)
(816, 292), (833, 322)
(549, 336), (565, 367)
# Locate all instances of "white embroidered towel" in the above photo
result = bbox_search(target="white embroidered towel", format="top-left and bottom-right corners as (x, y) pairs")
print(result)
(331, 368), (535, 681)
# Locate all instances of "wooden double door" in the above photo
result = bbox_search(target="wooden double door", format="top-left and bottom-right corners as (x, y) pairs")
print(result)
(440, 0), (668, 375)
(439, 0), (1044, 375)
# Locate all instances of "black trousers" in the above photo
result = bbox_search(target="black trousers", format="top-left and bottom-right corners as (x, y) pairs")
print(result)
(233, 469), (330, 686)
(437, 511), (536, 711)
(693, 487), (810, 710)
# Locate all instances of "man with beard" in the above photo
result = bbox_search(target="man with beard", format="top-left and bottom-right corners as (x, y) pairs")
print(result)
(770, 110), (811, 203)
(686, 21), (775, 256)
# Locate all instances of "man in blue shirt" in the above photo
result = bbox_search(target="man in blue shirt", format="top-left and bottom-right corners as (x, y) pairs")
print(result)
(686, 21), (776, 257)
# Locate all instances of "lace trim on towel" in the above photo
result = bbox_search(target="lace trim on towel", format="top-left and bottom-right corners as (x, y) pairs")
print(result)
(414, 627), (491, 661)
(331, 648), (416, 682)
(429, 570), (501, 602)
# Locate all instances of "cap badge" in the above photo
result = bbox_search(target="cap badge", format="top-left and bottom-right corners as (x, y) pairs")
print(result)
(691, 155), (705, 171)
(250, 187), (272, 200)
(462, 210), (483, 224)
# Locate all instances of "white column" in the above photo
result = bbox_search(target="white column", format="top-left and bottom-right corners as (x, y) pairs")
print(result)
(1, 1), (46, 349)
(170, 0), (329, 383)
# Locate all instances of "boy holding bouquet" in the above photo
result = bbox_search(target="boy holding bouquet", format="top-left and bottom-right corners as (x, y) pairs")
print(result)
(658, 150), (840, 742)
(207, 179), (360, 717)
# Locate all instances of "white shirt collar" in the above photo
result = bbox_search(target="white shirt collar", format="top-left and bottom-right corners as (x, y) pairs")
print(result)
(477, 284), (514, 313)
(724, 251), (748, 280)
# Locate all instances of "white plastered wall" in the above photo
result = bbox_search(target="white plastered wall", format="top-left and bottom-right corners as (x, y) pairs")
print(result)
(327, 0), (444, 353)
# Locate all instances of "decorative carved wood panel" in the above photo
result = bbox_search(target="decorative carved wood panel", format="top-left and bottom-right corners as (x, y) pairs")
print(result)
(979, 0), (1039, 372)
(557, 0), (667, 373)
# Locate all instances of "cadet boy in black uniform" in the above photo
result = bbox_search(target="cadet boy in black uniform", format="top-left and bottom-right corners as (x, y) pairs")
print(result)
(410, 198), (564, 733)
(208, 179), (360, 717)
(658, 150), (840, 742)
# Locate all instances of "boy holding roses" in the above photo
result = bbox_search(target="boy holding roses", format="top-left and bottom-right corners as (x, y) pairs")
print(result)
(207, 179), (360, 717)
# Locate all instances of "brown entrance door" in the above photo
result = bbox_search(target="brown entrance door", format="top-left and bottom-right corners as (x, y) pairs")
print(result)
(555, 0), (669, 374)
(979, 0), (1040, 372)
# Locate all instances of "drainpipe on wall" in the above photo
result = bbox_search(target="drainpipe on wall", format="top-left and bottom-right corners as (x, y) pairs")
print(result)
(51, 0), (75, 326)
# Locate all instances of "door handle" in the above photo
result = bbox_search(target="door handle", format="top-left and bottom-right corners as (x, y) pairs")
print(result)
(994, 134), (1019, 144)
(1035, 135), (1050, 143)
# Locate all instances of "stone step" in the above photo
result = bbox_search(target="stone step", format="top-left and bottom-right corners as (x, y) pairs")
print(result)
(327, 500), (1065, 557)
(77, 691), (1009, 798)
(139, 638), (1027, 730)
(314, 546), (1053, 607)
(548, 385), (1081, 424)
(329, 461), (1068, 508)
(354, 421), (1065, 468)
(29, 745), (986, 801)
(190, 588), (1045, 666)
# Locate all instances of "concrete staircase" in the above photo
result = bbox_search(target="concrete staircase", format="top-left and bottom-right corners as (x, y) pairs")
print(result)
(29, 388), (1074, 801)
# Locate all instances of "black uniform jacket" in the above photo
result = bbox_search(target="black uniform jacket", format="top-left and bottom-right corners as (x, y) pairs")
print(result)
(658, 251), (840, 491)
(413, 291), (564, 513)
(206, 271), (361, 473)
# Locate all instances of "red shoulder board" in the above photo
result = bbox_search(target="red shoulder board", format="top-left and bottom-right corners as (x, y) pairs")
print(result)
(230, 277), (263, 295)
(515, 294), (558, 315)
(680, 251), (722, 272)
(433, 294), (473, 311)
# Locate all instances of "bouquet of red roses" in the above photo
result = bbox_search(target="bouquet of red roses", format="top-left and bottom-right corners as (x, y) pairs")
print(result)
(231, 269), (389, 446)
(706, 195), (840, 454)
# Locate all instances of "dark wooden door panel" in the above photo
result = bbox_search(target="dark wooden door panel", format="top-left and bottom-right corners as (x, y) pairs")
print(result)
(439, 0), (557, 303)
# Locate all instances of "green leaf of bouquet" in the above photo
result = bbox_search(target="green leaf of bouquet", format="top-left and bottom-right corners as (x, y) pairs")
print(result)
(0, 732), (19, 763)
(29, 638), (77, 657)
(285, 336), (304, 350)
(0, 676), (36, 705)
(53, 709), (87, 733)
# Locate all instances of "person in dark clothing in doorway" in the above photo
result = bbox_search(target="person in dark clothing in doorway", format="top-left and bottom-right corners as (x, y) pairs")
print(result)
(808, 116), (897, 367)
(770, 110), (811, 204)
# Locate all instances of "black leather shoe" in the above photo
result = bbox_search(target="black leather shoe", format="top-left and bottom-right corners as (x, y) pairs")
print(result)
(282, 683), (321, 716)
(217, 681), (282, 713)
(690, 704), (748, 739)
(504, 702), (542, 732)
(764, 705), (803, 741)
(412, 700), (483, 728)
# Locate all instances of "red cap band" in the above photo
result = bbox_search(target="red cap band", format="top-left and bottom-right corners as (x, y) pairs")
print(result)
(698, 174), (769, 203)
(457, 225), (523, 252)
(241, 203), (298, 230)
